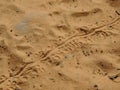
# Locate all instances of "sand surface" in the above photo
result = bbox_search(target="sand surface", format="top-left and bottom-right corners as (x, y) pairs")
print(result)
(0, 0), (120, 90)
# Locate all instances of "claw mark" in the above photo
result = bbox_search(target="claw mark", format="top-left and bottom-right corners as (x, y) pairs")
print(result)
(115, 11), (120, 15)
(0, 76), (8, 84)
(0, 62), (32, 85)
(14, 62), (32, 77)
(108, 73), (120, 83)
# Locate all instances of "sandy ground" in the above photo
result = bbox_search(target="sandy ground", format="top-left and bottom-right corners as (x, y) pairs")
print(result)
(0, 0), (120, 90)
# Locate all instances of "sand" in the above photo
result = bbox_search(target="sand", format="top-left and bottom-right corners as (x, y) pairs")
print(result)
(0, 0), (120, 90)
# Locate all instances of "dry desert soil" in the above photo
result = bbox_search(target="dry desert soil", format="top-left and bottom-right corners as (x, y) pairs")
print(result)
(0, 0), (120, 90)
